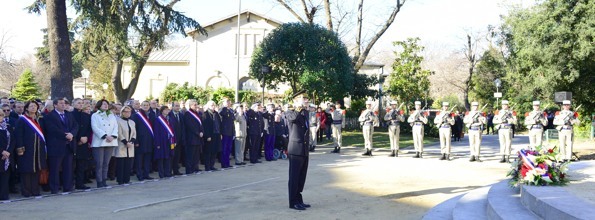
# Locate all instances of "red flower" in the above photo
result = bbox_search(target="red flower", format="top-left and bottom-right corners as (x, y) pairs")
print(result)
(548, 149), (554, 154)
(560, 173), (565, 179)
(548, 173), (553, 179)
(521, 164), (530, 177)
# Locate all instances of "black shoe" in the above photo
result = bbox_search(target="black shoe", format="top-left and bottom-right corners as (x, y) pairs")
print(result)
(289, 204), (306, 210)
(469, 155), (476, 162)
(235, 163), (243, 166)
(419, 152), (423, 158)
(414, 152), (420, 158)
(145, 176), (154, 180)
(9, 188), (18, 194)
(331, 147), (338, 153)
(395, 150), (398, 157)
(76, 185), (90, 190)
(300, 203), (311, 208)
(362, 149), (372, 156)
(388, 150), (396, 157)
(500, 156), (507, 163)
(173, 171), (183, 176)
(240, 162), (247, 165)
(476, 156), (482, 162)
(446, 154), (451, 161)
(440, 153), (446, 160)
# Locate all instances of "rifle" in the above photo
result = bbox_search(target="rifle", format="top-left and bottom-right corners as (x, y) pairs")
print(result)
(532, 103), (550, 121)
(562, 104), (582, 123)
(441, 105), (457, 121)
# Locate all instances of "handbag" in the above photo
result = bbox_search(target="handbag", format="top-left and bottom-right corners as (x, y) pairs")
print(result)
(39, 169), (49, 185)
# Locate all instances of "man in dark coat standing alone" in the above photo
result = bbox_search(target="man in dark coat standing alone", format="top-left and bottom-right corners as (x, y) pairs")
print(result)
(285, 93), (311, 211)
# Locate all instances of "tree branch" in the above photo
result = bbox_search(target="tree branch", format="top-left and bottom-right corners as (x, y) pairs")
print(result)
(354, 0), (363, 67)
(353, 0), (406, 73)
(276, 0), (306, 23)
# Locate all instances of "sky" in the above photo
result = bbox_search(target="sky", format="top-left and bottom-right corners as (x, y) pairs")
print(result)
(0, 0), (530, 60)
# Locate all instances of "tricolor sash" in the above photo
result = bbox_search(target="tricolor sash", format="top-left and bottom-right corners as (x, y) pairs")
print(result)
(187, 110), (202, 125)
(157, 116), (175, 138)
(136, 112), (154, 136)
(20, 115), (45, 143)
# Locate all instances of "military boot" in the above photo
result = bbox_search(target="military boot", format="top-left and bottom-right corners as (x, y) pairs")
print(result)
(446, 154), (451, 161)
(362, 149), (370, 156)
(419, 152), (423, 158)
(330, 147), (338, 153)
(469, 155), (476, 162)
(388, 150), (396, 157)
(499, 155), (506, 163)
(439, 153), (446, 160)
(413, 152), (420, 158)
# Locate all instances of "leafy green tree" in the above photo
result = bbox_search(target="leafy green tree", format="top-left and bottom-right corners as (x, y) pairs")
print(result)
(12, 69), (41, 101)
(160, 82), (212, 105)
(469, 46), (507, 108)
(70, 0), (206, 103)
(386, 37), (432, 106)
(431, 95), (465, 113)
(249, 23), (355, 103)
(211, 87), (235, 104)
(500, 0), (595, 112)
(239, 91), (258, 104)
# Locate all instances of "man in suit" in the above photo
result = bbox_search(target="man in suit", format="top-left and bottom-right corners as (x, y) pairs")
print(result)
(132, 101), (155, 181)
(43, 98), (79, 194)
(202, 101), (222, 171)
(183, 100), (204, 174)
(246, 103), (263, 164)
(169, 102), (185, 175)
(218, 98), (235, 168)
(72, 98), (91, 190)
(286, 94), (311, 211)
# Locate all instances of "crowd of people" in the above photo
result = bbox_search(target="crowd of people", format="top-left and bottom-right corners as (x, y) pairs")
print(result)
(0, 96), (347, 201)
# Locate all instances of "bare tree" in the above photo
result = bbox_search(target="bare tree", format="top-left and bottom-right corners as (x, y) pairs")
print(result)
(276, 0), (407, 73)
(462, 34), (482, 110)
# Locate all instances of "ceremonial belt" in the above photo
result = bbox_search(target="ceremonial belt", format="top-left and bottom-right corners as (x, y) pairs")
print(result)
(440, 125), (451, 128)
(413, 122), (423, 126)
(531, 125), (543, 129)
(332, 120), (342, 124)
(363, 122), (373, 126)
(469, 126), (480, 130)
(562, 126), (573, 130)
(500, 124), (512, 129)
(389, 121), (400, 126)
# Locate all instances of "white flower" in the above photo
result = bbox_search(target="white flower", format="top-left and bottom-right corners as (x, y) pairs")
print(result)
(560, 163), (569, 173)
(524, 169), (537, 182)
(535, 168), (546, 175)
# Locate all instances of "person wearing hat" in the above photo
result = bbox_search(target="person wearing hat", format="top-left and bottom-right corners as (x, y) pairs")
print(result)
(493, 100), (517, 163)
(308, 104), (320, 152)
(463, 101), (487, 162)
(407, 101), (428, 158)
(246, 103), (263, 164)
(286, 94), (311, 210)
(524, 101), (548, 149)
(553, 100), (580, 161)
(384, 100), (404, 157)
(329, 102), (345, 153)
(359, 100), (378, 156)
(434, 102), (455, 160)
(263, 103), (277, 161)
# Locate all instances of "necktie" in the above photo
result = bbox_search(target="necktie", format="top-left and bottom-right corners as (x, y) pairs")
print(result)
(175, 113), (179, 122)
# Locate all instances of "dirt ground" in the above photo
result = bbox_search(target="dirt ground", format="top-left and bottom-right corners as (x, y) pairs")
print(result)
(0, 135), (590, 219)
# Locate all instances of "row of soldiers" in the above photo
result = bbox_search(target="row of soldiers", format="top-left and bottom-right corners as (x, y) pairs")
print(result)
(355, 99), (580, 162)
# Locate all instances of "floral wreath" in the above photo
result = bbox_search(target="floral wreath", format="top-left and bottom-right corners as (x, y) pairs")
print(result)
(507, 145), (569, 187)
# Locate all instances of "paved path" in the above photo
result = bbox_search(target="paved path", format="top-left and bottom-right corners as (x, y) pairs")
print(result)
(0, 134), (533, 219)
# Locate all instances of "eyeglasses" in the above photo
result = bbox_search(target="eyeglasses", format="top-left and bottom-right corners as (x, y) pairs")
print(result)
(122, 111), (131, 113)
(2, 110), (9, 112)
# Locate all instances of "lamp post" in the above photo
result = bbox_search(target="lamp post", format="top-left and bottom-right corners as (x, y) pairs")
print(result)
(494, 78), (502, 105)
(81, 69), (90, 99)
(102, 83), (108, 99)
(261, 65), (271, 104)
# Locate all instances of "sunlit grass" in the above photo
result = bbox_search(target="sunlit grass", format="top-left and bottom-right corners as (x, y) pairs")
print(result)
(338, 129), (439, 149)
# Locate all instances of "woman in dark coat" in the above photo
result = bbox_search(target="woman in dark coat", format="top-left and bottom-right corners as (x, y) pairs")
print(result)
(0, 108), (12, 200)
(15, 101), (47, 197)
(153, 106), (174, 178)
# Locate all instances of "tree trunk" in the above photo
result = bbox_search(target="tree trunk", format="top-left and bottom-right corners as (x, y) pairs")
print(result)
(46, 0), (73, 100)
(463, 35), (475, 111)
(323, 0), (333, 30)
(112, 49), (151, 103)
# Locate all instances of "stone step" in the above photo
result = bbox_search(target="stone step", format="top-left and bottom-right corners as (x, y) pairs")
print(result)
(520, 161), (595, 220)
(486, 180), (540, 220)
(422, 194), (464, 220)
(452, 186), (490, 220)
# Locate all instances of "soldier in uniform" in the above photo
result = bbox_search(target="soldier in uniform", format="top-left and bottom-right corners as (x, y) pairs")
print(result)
(219, 98), (235, 168)
(286, 94), (311, 210)
(329, 102), (345, 153)
(359, 101), (378, 156)
(524, 101), (548, 149)
(493, 100), (517, 163)
(463, 102), (486, 162)
(384, 100), (404, 157)
(407, 101), (428, 158)
(434, 102), (455, 160)
(553, 100), (580, 161)
(263, 103), (276, 161)
(308, 104), (320, 152)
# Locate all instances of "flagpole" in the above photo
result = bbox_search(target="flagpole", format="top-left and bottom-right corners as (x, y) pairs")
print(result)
(235, 0), (241, 102)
